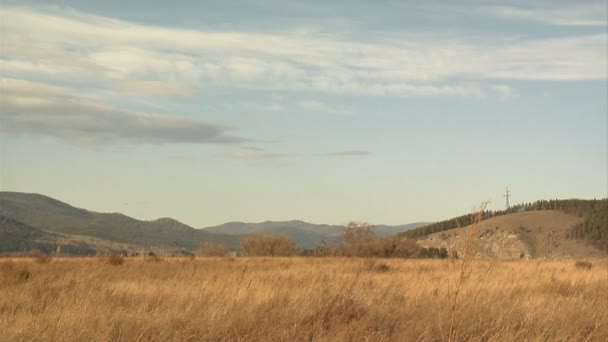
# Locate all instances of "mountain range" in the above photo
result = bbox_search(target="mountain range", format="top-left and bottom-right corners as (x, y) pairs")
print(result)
(0, 191), (427, 255)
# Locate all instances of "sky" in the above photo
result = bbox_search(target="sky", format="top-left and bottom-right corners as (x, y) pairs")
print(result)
(0, 0), (607, 228)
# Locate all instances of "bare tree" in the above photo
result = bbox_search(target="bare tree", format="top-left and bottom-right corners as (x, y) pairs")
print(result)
(338, 221), (375, 245)
(240, 233), (297, 256)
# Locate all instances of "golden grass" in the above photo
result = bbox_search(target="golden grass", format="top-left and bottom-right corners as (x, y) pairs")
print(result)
(0, 257), (606, 341)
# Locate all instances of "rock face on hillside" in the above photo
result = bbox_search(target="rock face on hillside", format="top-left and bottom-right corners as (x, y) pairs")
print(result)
(418, 211), (606, 259)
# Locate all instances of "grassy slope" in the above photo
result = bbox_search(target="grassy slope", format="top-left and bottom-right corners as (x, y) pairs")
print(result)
(1, 192), (425, 251)
(0, 192), (241, 251)
(419, 210), (607, 259)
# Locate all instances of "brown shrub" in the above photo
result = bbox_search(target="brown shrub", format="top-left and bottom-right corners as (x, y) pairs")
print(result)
(199, 243), (228, 257)
(574, 261), (592, 270)
(106, 254), (125, 266)
(30, 251), (51, 264)
(339, 221), (375, 245)
(338, 236), (422, 258)
(240, 234), (297, 256)
(145, 255), (162, 263)
(363, 260), (391, 273)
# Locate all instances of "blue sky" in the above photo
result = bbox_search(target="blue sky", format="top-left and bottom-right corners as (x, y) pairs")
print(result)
(1, 1), (606, 227)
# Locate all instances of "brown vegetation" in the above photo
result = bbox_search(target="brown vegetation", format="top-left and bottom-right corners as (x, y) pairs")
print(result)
(198, 242), (228, 257)
(329, 222), (447, 258)
(0, 257), (606, 341)
(105, 254), (125, 266)
(30, 251), (52, 264)
(575, 260), (593, 270)
(338, 221), (376, 244)
(240, 233), (297, 256)
(334, 236), (425, 257)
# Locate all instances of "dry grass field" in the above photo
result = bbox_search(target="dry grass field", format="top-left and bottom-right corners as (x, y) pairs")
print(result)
(1, 257), (607, 341)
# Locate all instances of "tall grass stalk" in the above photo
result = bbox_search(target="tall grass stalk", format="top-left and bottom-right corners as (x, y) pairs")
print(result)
(448, 202), (487, 342)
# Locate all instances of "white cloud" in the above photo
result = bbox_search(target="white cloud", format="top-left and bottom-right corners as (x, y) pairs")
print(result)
(480, 3), (608, 27)
(490, 85), (514, 102)
(297, 100), (348, 114)
(324, 151), (371, 157)
(1, 5), (605, 101)
(111, 80), (194, 98)
(222, 147), (284, 160)
(0, 78), (245, 145)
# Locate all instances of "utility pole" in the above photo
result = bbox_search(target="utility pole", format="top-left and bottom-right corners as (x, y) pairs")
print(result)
(504, 187), (511, 210)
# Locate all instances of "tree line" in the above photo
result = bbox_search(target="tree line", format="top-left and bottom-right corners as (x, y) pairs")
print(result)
(400, 198), (608, 250)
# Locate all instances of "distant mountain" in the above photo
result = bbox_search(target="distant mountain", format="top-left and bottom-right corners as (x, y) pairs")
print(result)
(1, 215), (60, 252)
(203, 220), (429, 249)
(0, 192), (240, 254)
(0, 191), (428, 254)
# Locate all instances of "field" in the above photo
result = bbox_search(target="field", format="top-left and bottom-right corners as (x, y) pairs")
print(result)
(1, 257), (607, 341)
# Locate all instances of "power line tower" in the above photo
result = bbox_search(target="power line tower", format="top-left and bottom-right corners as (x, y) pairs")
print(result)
(504, 187), (511, 210)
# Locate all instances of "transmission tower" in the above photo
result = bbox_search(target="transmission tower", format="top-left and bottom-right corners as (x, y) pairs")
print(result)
(504, 187), (511, 210)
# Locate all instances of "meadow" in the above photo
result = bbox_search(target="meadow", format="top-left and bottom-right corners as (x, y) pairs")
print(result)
(0, 257), (606, 341)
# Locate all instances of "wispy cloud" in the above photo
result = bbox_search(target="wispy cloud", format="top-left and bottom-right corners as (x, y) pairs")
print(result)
(0, 78), (245, 145)
(479, 3), (608, 27)
(490, 84), (514, 102)
(169, 155), (198, 161)
(1, 5), (605, 103)
(222, 147), (284, 160)
(111, 80), (195, 98)
(297, 100), (348, 114)
(324, 151), (371, 157)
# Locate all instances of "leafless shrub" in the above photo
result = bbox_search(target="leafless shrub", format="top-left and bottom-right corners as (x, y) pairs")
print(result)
(30, 251), (51, 264)
(574, 261), (592, 270)
(145, 255), (162, 263)
(199, 243), (228, 257)
(106, 254), (124, 266)
(240, 234), (297, 256)
(338, 221), (375, 245)
(364, 260), (390, 273)
(337, 235), (423, 258)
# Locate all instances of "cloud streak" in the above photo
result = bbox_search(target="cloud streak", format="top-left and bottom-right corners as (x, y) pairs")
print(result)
(1, 5), (605, 102)
(221, 147), (284, 160)
(0, 78), (245, 145)
(480, 3), (608, 27)
(325, 151), (371, 157)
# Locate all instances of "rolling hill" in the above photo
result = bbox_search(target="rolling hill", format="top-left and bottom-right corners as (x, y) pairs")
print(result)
(0, 192), (241, 255)
(417, 210), (607, 259)
(0, 192), (426, 254)
(4, 191), (602, 258)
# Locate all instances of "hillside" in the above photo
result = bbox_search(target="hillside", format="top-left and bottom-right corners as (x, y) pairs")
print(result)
(402, 199), (608, 250)
(203, 221), (428, 249)
(0, 192), (241, 254)
(0, 192), (426, 253)
(418, 211), (607, 259)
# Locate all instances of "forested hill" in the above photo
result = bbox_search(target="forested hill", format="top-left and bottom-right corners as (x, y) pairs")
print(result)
(401, 199), (608, 250)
